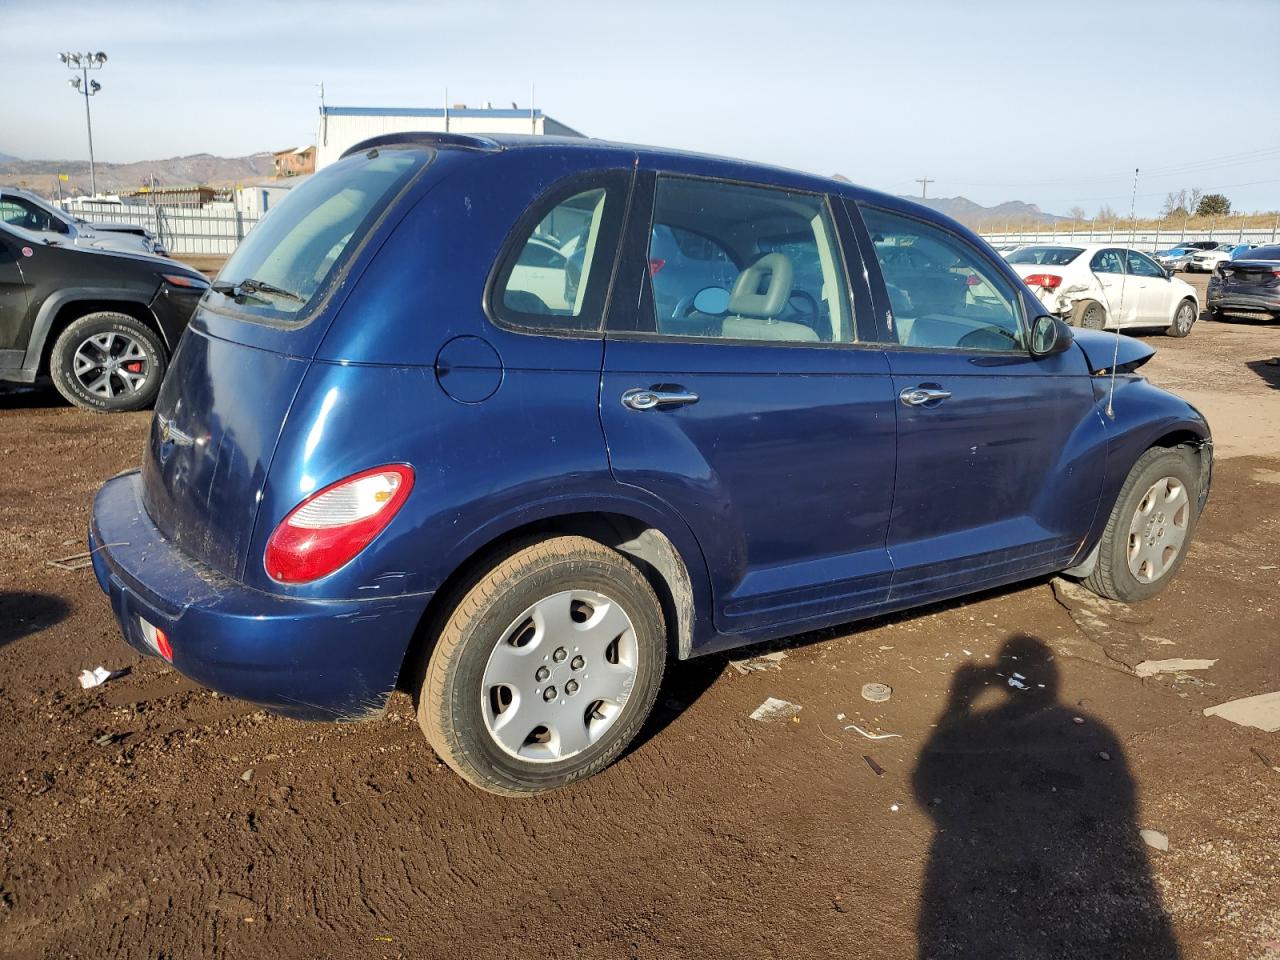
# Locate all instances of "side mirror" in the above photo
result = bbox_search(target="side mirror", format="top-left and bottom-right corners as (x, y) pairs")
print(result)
(1030, 314), (1074, 358)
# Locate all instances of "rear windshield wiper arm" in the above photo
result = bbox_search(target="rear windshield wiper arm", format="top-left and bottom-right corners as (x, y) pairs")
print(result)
(212, 277), (305, 303)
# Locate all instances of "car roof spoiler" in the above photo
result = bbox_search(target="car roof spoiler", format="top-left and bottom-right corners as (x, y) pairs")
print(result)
(341, 132), (503, 159)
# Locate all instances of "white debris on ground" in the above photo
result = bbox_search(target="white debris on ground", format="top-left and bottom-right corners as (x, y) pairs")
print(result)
(78, 666), (123, 689)
(1203, 692), (1280, 732)
(844, 723), (902, 741)
(729, 650), (788, 675)
(1007, 673), (1031, 691)
(748, 697), (802, 722)
(1135, 658), (1218, 678)
(861, 682), (892, 703)
(1140, 829), (1170, 852)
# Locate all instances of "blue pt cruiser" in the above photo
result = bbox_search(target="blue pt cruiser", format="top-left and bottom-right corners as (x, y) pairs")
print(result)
(90, 133), (1211, 795)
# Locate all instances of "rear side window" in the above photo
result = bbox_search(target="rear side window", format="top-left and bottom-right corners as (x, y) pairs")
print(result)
(491, 171), (630, 335)
(214, 146), (427, 322)
(1091, 249), (1125, 274)
(862, 206), (1023, 352)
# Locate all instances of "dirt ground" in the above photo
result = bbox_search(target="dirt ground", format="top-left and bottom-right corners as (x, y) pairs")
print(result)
(1, 276), (1278, 960)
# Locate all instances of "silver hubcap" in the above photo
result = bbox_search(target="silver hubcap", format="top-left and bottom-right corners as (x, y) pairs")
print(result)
(72, 332), (149, 398)
(1127, 476), (1190, 583)
(481, 589), (638, 763)
(1176, 303), (1193, 329)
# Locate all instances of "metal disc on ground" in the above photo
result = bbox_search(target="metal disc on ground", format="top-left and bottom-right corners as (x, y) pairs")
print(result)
(861, 682), (892, 703)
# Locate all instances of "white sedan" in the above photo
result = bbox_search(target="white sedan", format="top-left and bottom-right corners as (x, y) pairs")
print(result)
(1005, 243), (1200, 337)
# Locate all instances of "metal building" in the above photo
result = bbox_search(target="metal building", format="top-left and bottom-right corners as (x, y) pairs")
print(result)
(315, 105), (584, 169)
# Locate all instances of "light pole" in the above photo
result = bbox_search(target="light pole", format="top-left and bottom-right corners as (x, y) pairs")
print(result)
(58, 51), (107, 197)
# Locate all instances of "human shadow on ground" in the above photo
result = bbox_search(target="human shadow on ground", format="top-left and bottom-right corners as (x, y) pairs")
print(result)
(0, 591), (71, 648)
(913, 633), (1180, 960)
(1245, 358), (1280, 390)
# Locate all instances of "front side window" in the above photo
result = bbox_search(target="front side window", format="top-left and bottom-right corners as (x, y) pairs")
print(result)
(1090, 249), (1125, 274)
(214, 146), (427, 322)
(1126, 250), (1164, 277)
(643, 177), (852, 344)
(861, 206), (1023, 352)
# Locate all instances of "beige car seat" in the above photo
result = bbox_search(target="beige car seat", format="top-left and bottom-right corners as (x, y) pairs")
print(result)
(720, 253), (818, 342)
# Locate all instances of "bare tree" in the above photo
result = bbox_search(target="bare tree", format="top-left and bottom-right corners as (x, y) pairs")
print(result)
(1096, 204), (1118, 221)
(1161, 189), (1188, 218)
(1067, 205), (1087, 221)
(1188, 187), (1204, 211)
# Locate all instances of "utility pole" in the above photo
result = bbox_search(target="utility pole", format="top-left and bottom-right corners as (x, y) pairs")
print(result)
(58, 51), (107, 197)
(915, 177), (934, 200)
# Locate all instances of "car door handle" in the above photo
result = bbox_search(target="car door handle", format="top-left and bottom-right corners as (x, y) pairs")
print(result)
(899, 386), (952, 407)
(621, 387), (699, 411)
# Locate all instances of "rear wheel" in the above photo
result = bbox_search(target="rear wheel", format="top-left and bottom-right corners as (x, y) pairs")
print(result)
(1083, 446), (1201, 602)
(1071, 299), (1106, 330)
(50, 311), (166, 413)
(1166, 299), (1196, 338)
(418, 536), (667, 796)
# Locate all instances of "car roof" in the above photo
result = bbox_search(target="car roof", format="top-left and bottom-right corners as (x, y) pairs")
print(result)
(343, 130), (949, 225)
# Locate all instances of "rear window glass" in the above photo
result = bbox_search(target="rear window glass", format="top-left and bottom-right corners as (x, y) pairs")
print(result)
(213, 146), (426, 321)
(1005, 246), (1083, 266)
(1243, 245), (1280, 260)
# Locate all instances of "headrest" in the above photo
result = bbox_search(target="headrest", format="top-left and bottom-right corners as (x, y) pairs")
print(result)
(728, 252), (793, 319)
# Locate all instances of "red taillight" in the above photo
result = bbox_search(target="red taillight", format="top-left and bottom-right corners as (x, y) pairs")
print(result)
(265, 465), (414, 583)
(154, 627), (173, 662)
(647, 258), (666, 277)
(1023, 273), (1063, 291)
(965, 273), (983, 286)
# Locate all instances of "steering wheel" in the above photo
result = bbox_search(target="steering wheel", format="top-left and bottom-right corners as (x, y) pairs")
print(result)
(787, 289), (819, 321)
(882, 247), (931, 271)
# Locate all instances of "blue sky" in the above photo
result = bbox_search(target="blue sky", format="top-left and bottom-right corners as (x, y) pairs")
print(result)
(3, 0), (1278, 216)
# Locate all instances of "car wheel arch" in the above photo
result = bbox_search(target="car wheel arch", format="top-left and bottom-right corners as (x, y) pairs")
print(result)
(394, 506), (711, 700)
(31, 292), (166, 376)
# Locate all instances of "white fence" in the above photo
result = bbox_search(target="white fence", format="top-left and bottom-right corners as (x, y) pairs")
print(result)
(59, 199), (1280, 259)
(977, 225), (1280, 253)
(63, 200), (260, 256)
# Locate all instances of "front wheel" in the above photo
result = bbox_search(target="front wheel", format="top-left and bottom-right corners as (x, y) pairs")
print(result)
(1083, 446), (1201, 602)
(49, 312), (166, 412)
(1166, 299), (1196, 338)
(418, 536), (667, 796)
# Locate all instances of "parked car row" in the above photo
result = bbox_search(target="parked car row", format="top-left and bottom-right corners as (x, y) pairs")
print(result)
(0, 187), (166, 257)
(1153, 241), (1256, 273)
(85, 131), (1212, 796)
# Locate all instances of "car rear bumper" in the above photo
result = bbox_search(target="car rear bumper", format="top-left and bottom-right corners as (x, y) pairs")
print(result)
(1206, 288), (1280, 312)
(90, 470), (430, 721)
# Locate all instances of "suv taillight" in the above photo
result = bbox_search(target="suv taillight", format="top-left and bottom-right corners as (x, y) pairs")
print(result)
(1023, 273), (1063, 291)
(265, 465), (414, 583)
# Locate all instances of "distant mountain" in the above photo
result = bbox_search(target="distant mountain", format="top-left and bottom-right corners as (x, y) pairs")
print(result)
(0, 152), (274, 198)
(0, 151), (20, 164)
(898, 195), (1064, 228)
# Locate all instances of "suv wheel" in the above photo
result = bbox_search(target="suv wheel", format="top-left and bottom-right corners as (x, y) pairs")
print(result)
(50, 312), (166, 413)
(1083, 446), (1201, 602)
(418, 536), (667, 796)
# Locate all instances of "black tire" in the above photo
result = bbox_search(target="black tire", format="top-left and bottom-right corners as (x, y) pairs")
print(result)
(1083, 446), (1202, 603)
(49, 311), (166, 412)
(1166, 298), (1196, 338)
(1071, 299), (1106, 330)
(418, 536), (667, 796)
